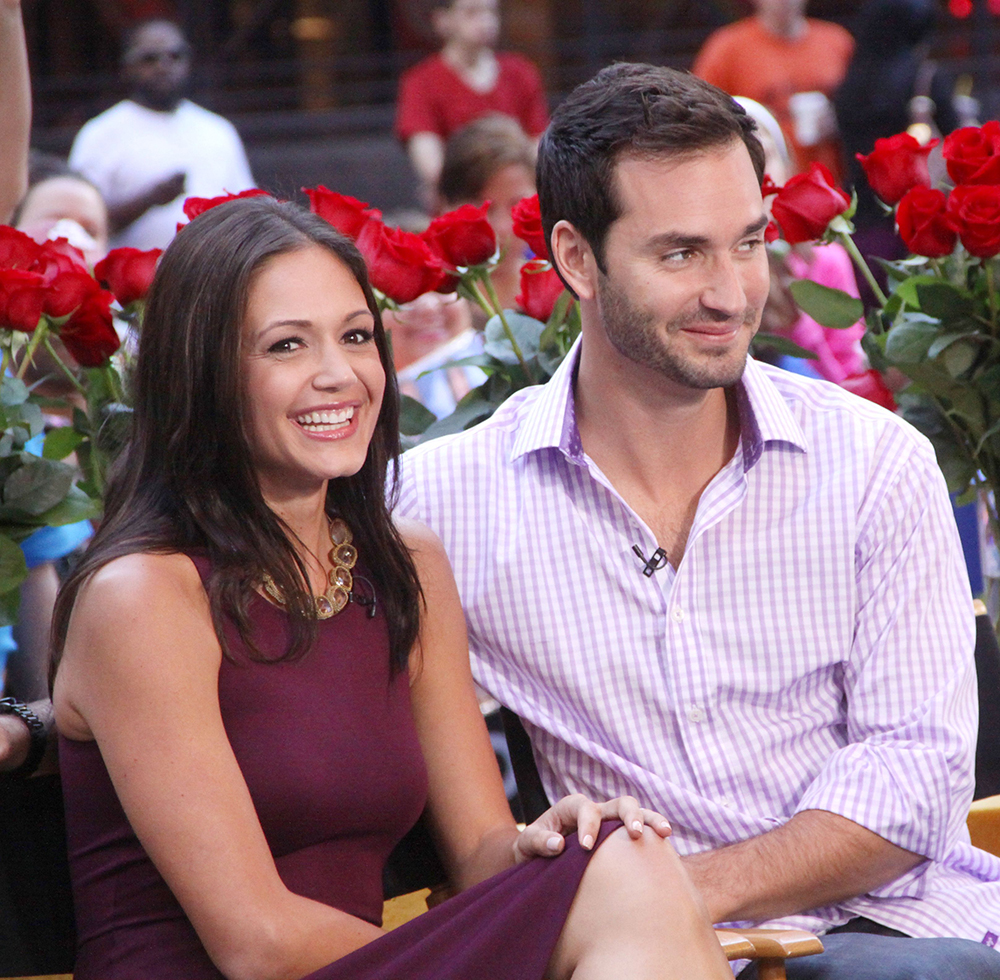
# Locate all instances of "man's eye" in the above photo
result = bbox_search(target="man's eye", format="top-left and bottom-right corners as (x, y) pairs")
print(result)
(738, 238), (765, 253)
(663, 249), (695, 263)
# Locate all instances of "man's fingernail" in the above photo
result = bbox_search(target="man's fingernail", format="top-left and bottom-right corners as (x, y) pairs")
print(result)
(548, 835), (562, 851)
(632, 820), (643, 833)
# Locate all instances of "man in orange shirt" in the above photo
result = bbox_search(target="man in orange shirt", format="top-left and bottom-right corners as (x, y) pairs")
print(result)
(692, 0), (853, 180)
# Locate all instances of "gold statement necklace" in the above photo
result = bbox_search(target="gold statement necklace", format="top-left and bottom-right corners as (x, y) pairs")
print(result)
(262, 517), (358, 619)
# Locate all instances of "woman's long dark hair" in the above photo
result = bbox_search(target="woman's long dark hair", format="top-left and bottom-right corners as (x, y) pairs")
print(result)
(52, 196), (422, 672)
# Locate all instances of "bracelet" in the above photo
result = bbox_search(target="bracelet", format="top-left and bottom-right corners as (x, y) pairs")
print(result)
(0, 697), (47, 777)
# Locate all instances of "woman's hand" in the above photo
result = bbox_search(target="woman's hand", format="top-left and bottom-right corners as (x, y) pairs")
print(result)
(513, 793), (672, 864)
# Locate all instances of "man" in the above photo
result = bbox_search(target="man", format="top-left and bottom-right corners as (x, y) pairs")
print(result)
(692, 0), (852, 179)
(70, 19), (254, 250)
(397, 63), (1000, 978)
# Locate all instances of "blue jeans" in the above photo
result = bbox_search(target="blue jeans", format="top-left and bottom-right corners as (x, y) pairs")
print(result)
(736, 928), (1000, 979)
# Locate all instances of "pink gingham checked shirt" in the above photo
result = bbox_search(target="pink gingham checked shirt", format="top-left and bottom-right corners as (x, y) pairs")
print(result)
(396, 339), (1000, 941)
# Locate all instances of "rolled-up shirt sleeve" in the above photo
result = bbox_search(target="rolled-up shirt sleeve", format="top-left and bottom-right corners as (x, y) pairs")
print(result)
(795, 431), (977, 870)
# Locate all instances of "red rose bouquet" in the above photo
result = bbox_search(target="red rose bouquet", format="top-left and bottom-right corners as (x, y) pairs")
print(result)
(303, 186), (580, 435)
(770, 123), (1000, 555)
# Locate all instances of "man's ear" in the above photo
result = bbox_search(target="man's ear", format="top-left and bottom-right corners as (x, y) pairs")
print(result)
(550, 220), (598, 302)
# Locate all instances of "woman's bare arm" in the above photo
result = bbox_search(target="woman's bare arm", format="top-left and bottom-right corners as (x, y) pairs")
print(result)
(0, 0), (30, 223)
(53, 552), (384, 980)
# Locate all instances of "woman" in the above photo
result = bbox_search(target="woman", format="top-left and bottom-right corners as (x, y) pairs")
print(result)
(51, 197), (730, 980)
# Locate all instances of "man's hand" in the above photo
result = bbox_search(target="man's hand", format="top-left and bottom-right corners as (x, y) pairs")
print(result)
(0, 710), (31, 771)
(148, 171), (186, 208)
(682, 808), (926, 924)
(107, 171), (186, 234)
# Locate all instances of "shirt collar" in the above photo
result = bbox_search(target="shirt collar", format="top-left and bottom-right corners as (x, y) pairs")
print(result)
(509, 338), (809, 467)
(510, 336), (584, 462)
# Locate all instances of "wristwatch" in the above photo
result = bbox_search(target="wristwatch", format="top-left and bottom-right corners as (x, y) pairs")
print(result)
(0, 697), (47, 777)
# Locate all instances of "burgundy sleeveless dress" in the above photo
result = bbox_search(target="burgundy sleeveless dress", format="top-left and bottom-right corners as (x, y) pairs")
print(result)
(60, 556), (612, 980)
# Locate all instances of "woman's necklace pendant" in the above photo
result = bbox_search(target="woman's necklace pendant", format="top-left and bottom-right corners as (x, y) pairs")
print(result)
(262, 517), (358, 620)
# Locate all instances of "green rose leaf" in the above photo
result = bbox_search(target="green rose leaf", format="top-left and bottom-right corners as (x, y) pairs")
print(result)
(752, 332), (819, 361)
(0, 378), (29, 408)
(419, 393), (494, 442)
(43, 427), (86, 460)
(942, 340), (978, 378)
(788, 279), (864, 329)
(398, 395), (437, 437)
(893, 275), (941, 309)
(37, 484), (100, 526)
(884, 314), (942, 365)
(2, 456), (75, 516)
(916, 282), (975, 321)
(0, 534), (27, 611)
(483, 312), (544, 365)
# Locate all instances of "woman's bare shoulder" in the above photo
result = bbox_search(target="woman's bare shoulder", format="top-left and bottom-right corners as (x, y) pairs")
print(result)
(74, 550), (207, 623)
(56, 551), (220, 738)
(394, 516), (446, 562)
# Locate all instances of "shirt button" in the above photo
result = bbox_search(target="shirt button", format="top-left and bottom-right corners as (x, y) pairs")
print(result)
(687, 705), (705, 723)
(671, 606), (685, 623)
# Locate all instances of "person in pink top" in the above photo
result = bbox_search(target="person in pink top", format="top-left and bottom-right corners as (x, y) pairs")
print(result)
(395, 0), (548, 206)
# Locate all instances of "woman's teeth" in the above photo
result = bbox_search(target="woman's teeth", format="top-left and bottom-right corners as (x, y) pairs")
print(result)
(296, 407), (354, 431)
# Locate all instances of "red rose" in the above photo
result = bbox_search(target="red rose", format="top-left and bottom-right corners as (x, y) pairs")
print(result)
(896, 187), (957, 258)
(840, 370), (897, 412)
(94, 247), (162, 306)
(857, 133), (936, 205)
(943, 122), (1000, 185)
(761, 175), (782, 198)
(945, 184), (1000, 258)
(0, 268), (46, 332)
(770, 164), (851, 245)
(422, 203), (497, 269)
(0, 226), (41, 270)
(511, 194), (548, 258)
(42, 269), (104, 319)
(59, 289), (119, 366)
(181, 188), (269, 221)
(515, 260), (565, 322)
(32, 238), (88, 281)
(355, 220), (446, 304)
(304, 186), (381, 239)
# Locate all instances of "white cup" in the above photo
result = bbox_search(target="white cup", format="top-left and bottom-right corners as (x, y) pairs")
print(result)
(788, 91), (833, 147)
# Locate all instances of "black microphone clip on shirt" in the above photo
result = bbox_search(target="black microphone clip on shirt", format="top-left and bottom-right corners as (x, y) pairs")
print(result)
(632, 544), (668, 577)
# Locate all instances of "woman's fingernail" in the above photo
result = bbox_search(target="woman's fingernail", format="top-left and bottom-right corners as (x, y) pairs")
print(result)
(582, 834), (594, 849)
(547, 835), (562, 851)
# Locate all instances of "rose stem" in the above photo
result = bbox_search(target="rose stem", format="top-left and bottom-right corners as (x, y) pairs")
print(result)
(838, 231), (889, 307)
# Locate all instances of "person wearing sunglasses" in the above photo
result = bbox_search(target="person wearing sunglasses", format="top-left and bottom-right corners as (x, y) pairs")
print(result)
(69, 18), (255, 252)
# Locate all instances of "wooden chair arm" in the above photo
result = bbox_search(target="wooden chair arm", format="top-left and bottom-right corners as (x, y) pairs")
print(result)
(731, 927), (825, 959)
(969, 793), (1000, 857)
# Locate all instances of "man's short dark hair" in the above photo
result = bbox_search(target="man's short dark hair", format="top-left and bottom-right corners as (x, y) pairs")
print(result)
(537, 63), (766, 272)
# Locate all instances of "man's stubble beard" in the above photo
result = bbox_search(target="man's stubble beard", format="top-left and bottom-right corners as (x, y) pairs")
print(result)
(596, 270), (759, 390)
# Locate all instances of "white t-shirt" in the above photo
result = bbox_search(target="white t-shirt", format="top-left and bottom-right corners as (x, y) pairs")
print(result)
(69, 99), (255, 250)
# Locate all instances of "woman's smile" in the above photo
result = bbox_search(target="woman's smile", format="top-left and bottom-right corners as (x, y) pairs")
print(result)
(241, 245), (386, 497)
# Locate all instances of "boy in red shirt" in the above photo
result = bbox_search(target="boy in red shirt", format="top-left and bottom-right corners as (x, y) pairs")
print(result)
(396, 0), (548, 206)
